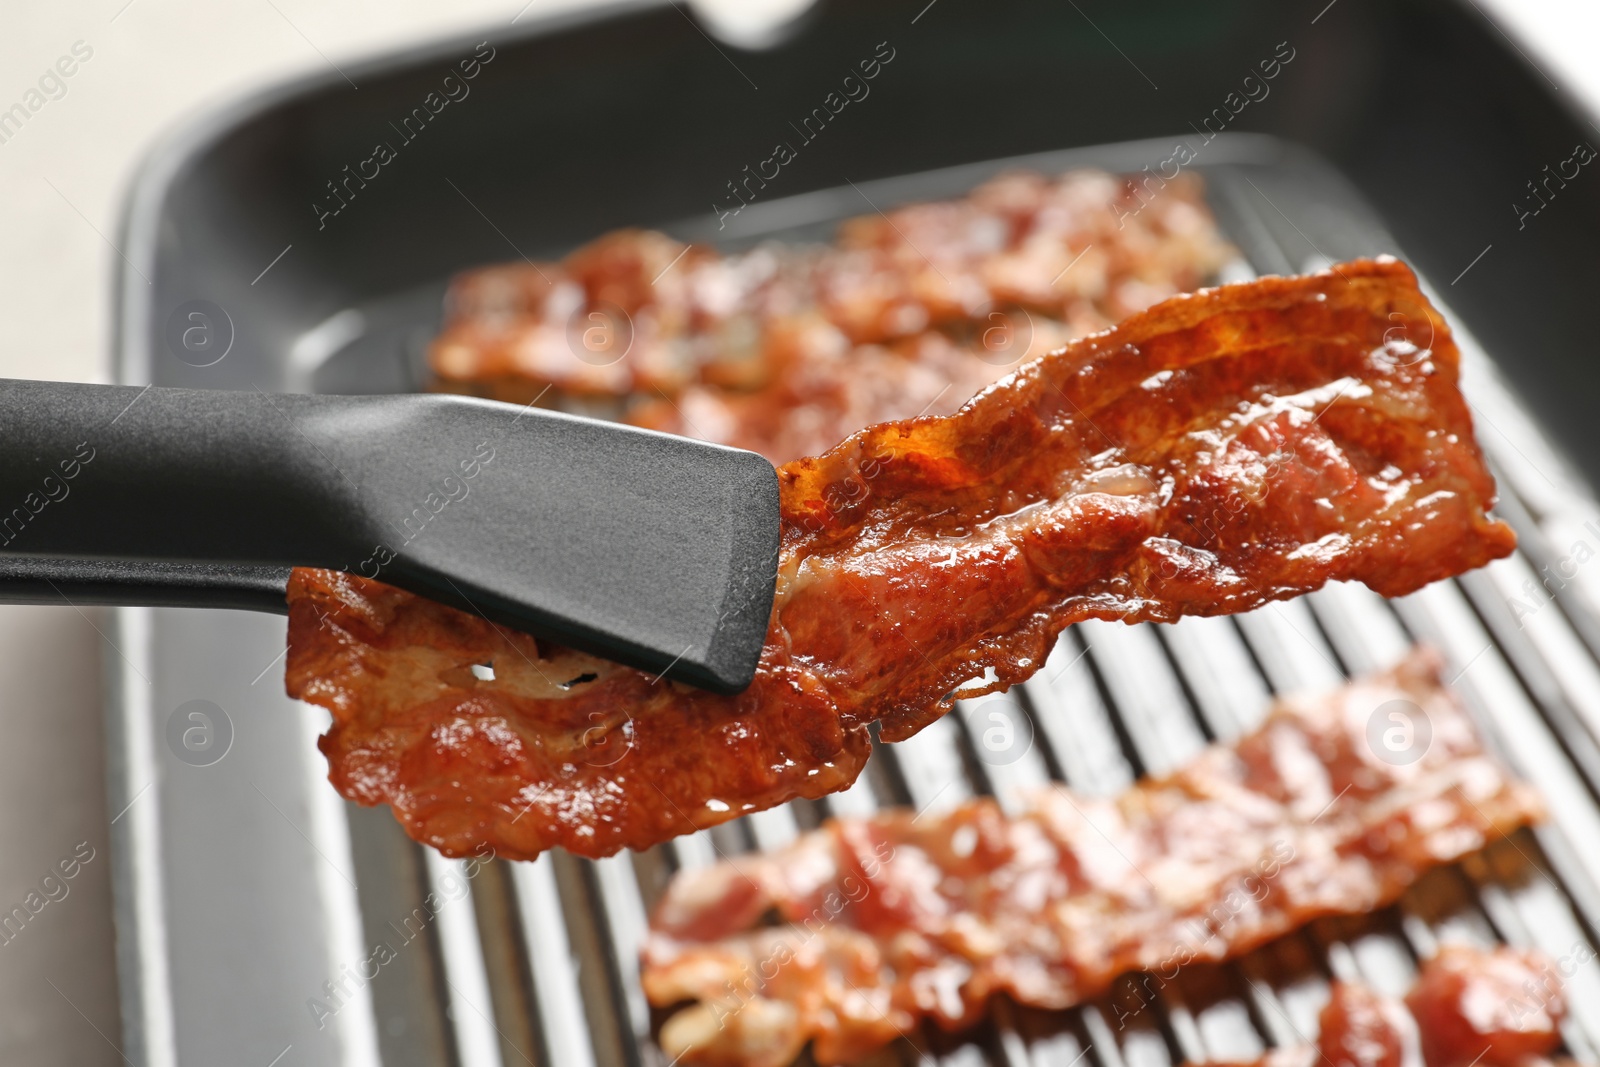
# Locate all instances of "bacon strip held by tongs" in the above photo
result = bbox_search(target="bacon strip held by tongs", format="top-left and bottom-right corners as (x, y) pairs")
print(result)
(640, 651), (1545, 1067)
(284, 258), (1515, 862)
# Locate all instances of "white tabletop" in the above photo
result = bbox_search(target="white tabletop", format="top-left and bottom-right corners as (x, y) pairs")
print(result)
(0, 1), (1591, 1062)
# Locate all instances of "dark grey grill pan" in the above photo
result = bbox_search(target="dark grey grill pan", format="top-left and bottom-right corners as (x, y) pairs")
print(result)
(106, 2), (1600, 1065)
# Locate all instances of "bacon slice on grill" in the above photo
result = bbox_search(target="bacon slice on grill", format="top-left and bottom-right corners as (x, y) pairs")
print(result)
(430, 170), (1231, 398)
(1406, 944), (1569, 1067)
(429, 169), (1235, 462)
(1298, 982), (1409, 1067)
(1196, 945), (1566, 1067)
(638, 650), (1544, 1066)
(284, 258), (1516, 863)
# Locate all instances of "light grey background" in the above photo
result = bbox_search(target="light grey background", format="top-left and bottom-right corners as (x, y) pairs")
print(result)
(0, 0), (1586, 1062)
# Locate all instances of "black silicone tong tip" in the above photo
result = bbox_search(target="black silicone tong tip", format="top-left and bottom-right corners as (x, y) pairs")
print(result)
(0, 379), (780, 693)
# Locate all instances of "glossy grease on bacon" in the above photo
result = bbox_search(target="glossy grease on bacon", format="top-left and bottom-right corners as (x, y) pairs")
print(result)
(285, 258), (1515, 862)
(639, 650), (1543, 1067)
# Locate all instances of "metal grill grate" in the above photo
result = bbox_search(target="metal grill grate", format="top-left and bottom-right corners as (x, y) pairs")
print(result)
(340, 158), (1600, 1067)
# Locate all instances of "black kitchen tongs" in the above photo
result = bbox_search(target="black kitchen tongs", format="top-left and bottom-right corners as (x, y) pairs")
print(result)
(0, 379), (780, 693)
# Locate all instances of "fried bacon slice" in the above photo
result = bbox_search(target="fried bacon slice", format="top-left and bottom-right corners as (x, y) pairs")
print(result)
(1194, 945), (1566, 1067)
(284, 258), (1515, 862)
(624, 321), (1077, 466)
(1292, 983), (1410, 1067)
(429, 169), (1234, 462)
(1406, 944), (1569, 1067)
(637, 650), (1544, 1066)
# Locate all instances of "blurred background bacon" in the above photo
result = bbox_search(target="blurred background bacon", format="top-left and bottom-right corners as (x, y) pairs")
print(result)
(429, 169), (1236, 463)
(1192, 944), (1568, 1067)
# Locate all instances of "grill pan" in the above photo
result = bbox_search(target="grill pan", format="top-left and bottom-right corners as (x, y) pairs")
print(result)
(107, 2), (1600, 1065)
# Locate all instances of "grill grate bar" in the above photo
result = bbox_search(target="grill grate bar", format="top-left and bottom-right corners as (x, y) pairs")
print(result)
(745, 806), (803, 852)
(1232, 600), (1344, 695)
(1234, 963), (1312, 1053)
(1259, 939), (1334, 1035)
(1467, 539), (1600, 711)
(1475, 478), (1600, 667)
(591, 855), (658, 1067)
(1156, 991), (1210, 1065)
(1302, 582), (1412, 675)
(1104, 1009), (1174, 1067)
(964, 694), (1055, 813)
(1077, 620), (1207, 774)
(1186, 994), (1264, 1064)
(668, 831), (718, 874)
(822, 768), (881, 819)
(1453, 342), (1596, 524)
(425, 852), (508, 1067)
(1460, 558), (1600, 751)
(1159, 616), (1271, 740)
(1079, 1005), (1134, 1067)
(888, 710), (1027, 1067)
(1393, 579), (1600, 906)
(981, 1003), (1035, 1067)
(509, 859), (598, 1067)
(1022, 631), (1135, 796)
(895, 714), (976, 816)
(1336, 930), (1414, 998)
